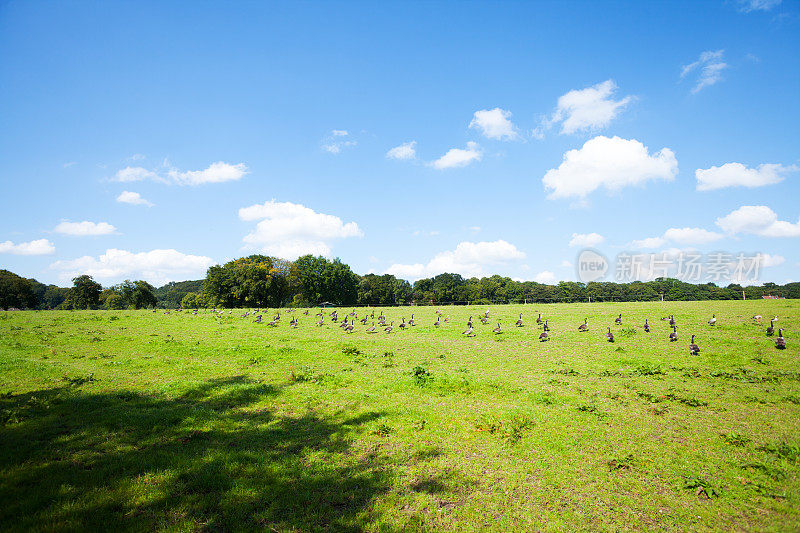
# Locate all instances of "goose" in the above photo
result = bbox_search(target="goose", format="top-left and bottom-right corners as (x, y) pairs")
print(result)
(344, 321), (354, 333)
(752, 314), (762, 322)
(316, 317), (324, 327)
(775, 329), (786, 349)
(643, 319), (650, 333)
(708, 314), (716, 326)
(434, 316), (440, 327)
(366, 322), (376, 333)
(370, 310), (375, 319)
(444, 315), (449, 323)
(467, 316), (473, 327)
(669, 325), (678, 342)
(766, 320), (774, 336)
(536, 313), (543, 325)
(578, 318), (588, 332)
(689, 335), (700, 355)
(480, 316), (488, 325)
(543, 320), (550, 332)
(409, 314), (416, 326)
(614, 314), (622, 325)
(462, 324), (474, 337)
(606, 327), (614, 343)
(254, 315), (262, 324)
(493, 322), (502, 334)
(290, 317), (298, 328)
(484, 309), (490, 318)
(669, 315), (676, 327)
(772, 315), (779, 322)
(539, 331), (549, 342)
(515, 314), (524, 327)
(339, 317), (348, 328)
(267, 319), (278, 327)
(303, 309), (309, 316)
(399, 318), (406, 330)
(349, 309), (356, 317)
(384, 321), (394, 333)
(360, 315), (368, 325)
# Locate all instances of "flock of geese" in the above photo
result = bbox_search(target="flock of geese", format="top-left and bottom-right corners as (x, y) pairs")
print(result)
(168, 306), (788, 354)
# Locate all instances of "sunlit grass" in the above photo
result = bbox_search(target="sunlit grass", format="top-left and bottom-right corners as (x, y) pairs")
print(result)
(1, 300), (798, 531)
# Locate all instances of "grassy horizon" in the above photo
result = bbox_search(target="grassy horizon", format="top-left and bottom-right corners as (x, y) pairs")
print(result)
(1, 300), (798, 531)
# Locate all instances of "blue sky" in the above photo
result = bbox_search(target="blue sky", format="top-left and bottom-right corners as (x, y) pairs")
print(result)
(1, 0), (798, 287)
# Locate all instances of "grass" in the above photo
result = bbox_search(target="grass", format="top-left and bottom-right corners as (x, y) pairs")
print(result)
(0, 300), (798, 531)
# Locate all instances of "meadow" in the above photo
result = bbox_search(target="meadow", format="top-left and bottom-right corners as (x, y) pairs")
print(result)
(1, 300), (798, 532)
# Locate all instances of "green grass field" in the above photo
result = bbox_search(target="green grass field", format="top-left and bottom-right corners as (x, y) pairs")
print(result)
(1, 301), (798, 532)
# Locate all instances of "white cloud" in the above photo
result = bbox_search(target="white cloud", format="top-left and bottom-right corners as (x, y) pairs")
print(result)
(430, 142), (482, 170)
(681, 50), (728, 94)
(54, 221), (117, 236)
(696, 162), (796, 191)
(569, 232), (605, 247)
(716, 205), (800, 238)
(547, 80), (633, 135)
(116, 191), (154, 207)
(114, 166), (161, 183)
(469, 108), (519, 140)
(760, 253), (785, 267)
(0, 239), (56, 255)
(737, 0), (781, 11)
(631, 227), (723, 249)
(386, 141), (417, 160)
(239, 200), (363, 260)
(113, 161), (247, 185)
(51, 249), (214, 285)
(532, 271), (558, 284)
(542, 136), (678, 199)
(322, 130), (357, 154)
(385, 240), (525, 280)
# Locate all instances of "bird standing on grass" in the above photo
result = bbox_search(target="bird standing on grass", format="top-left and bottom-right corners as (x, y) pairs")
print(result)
(516, 314), (524, 327)
(775, 329), (786, 349)
(669, 326), (678, 342)
(539, 331), (549, 342)
(493, 322), (502, 334)
(615, 314), (622, 325)
(644, 319), (650, 333)
(385, 321), (394, 333)
(708, 314), (716, 326)
(606, 328), (614, 343)
(578, 319), (588, 332)
(766, 320), (775, 336)
(689, 335), (700, 355)
(463, 324), (474, 337)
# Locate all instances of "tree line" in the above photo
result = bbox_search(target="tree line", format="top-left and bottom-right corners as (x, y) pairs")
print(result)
(2, 257), (798, 311)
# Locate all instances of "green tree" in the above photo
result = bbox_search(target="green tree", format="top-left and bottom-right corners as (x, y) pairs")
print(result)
(0, 269), (37, 309)
(69, 275), (102, 309)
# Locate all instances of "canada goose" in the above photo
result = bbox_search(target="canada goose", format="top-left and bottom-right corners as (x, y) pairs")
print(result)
(385, 321), (394, 333)
(578, 318), (588, 332)
(344, 321), (354, 333)
(267, 319), (278, 327)
(463, 324), (474, 337)
(290, 316), (298, 327)
(644, 319), (650, 333)
(360, 315), (368, 324)
(303, 309), (309, 316)
(484, 309), (490, 318)
(480, 316), (488, 325)
(274, 311), (281, 321)
(606, 328), (614, 343)
(434, 316), (440, 327)
(349, 309), (356, 316)
(543, 320), (550, 332)
(536, 313), (542, 325)
(316, 317), (324, 326)
(444, 315), (449, 323)
(775, 329), (786, 349)
(766, 320), (774, 336)
(399, 318), (406, 330)
(467, 316), (473, 327)
(539, 331), (549, 342)
(669, 315), (676, 327)
(254, 315), (262, 324)
(709, 314), (716, 326)
(669, 326), (678, 342)
(370, 310), (375, 319)
(614, 314), (622, 325)
(366, 322), (376, 333)
(689, 335), (700, 355)
(516, 314), (524, 327)
(752, 314), (762, 322)
(493, 322), (502, 334)
(409, 314), (415, 326)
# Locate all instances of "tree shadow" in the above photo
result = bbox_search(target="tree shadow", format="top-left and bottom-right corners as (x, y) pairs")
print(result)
(0, 376), (392, 531)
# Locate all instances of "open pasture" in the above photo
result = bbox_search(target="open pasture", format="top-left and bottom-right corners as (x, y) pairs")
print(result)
(1, 300), (799, 531)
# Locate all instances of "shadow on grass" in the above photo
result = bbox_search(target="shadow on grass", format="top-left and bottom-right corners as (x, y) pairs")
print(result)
(0, 376), (390, 531)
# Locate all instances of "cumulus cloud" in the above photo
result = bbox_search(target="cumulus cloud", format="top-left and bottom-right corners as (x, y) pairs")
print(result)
(696, 162), (796, 191)
(542, 136), (678, 200)
(532, 271), (558, 284)
(469, 108), (519, 140)
(322, 130), (357, 154)
(430, 142), (482, 170)
(760, 253), (785, 267)
(546, 80), (633, 135)
(737, 0), (781, 11)
(51, 249), (214, 285)
(385, 240), (525, 280)
(116, 191), (154, 207)
(0, 239), (56, 255)
(54, 221), (117, 236)
(113, 162), (247, 185)
(681, 50), (728, 94)
(632, 227), (724, 249)
(386, 141), (417, 160)
(716, 205), (800, 237)
(569, 232), (605, 247)
(239, 200), (363, 260)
